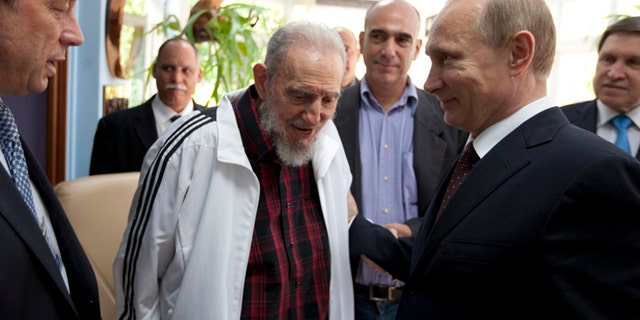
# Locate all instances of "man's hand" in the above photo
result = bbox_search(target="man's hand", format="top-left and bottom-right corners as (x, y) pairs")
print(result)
(382, 223), (412, 237)
(347, 190), (358, 223)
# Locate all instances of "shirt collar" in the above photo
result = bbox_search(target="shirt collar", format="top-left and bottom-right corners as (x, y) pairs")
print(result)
(233, 85), (277, 162)
(359, 77), (419, 114)
(151, 95), (195, 124)
(596, 99), (640, 129)
(473, 96), (554, 159)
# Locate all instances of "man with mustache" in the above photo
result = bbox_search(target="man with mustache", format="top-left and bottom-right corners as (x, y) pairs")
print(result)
(113, 22), (355, 319)
(89, 38), (206, 175)
(563, 16), (640, 160)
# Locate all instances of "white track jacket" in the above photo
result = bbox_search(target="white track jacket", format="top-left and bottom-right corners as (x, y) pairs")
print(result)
(113, 88), (354, 319)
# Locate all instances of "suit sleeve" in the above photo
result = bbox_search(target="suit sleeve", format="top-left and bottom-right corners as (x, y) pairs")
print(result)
(350, 215), (414, 281)
(543, 155), (640, 318)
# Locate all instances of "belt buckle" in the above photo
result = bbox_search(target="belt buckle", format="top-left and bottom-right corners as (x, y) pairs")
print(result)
(368, 285), (395, 301)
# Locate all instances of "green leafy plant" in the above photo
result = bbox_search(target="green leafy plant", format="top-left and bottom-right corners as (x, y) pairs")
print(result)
(146, 3), (280, 105)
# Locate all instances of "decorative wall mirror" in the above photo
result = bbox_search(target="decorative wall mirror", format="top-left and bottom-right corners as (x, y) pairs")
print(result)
(105, 0), (146, 80)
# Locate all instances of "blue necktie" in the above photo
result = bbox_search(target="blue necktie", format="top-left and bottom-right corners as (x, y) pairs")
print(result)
(611, 114), (633, 154)
(0, 101), (63, 271)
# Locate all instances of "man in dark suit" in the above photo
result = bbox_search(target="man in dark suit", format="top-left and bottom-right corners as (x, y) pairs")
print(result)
(349, 0), (640, 318)
(563, 16), (640, 160)
(90, 38), (205, 175)
(0, 0), (100, 319)
(335, 1), (466, 318)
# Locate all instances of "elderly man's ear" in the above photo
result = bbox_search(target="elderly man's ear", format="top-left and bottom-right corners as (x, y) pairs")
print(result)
(252, 63), (268, 101)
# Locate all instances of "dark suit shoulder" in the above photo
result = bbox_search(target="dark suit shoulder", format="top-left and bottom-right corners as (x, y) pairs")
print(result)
(100, 99), (153, 124)
(561, 100), (595, 115)
(560, 100), (597, 131)
(416, 88), (441, 108)
(336, 85), (360, 111)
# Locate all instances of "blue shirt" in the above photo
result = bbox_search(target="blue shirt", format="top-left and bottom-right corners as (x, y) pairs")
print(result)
(355, 78), (418, 287)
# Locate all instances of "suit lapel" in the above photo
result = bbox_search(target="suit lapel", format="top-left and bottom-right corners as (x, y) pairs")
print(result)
(133, 100), (159, 150)
(1, 143), (74, 307)
(335, 87), (363, 206)
(410, 151), (531, 276)
(409, 107), (566, 279)
(566, 101), (640, 160)
(569, 100), (598, 132)
(413, 93), (454, 215)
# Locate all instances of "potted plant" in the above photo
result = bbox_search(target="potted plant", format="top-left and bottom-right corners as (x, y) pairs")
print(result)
(146, 0), (281, 105)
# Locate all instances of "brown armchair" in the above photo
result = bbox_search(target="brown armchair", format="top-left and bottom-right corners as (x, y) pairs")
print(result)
(54, 172), (139, 320)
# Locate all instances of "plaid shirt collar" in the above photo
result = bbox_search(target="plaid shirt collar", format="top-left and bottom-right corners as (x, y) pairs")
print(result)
(233, 85), (279, 163)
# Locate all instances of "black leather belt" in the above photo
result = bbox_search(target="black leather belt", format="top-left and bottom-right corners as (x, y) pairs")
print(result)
(354, 283), (402, 301)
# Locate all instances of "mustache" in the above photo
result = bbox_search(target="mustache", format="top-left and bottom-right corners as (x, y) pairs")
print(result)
(165, 83), (188, 91)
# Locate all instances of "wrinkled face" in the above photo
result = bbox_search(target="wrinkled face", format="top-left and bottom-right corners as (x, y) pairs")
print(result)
(337, 30), (360, 88)
(360, 1), (422, 89)
(0, 0), (83, 96)
(255, 46), (343, 166)
(152, 41), (203, 112)
(593, 33), (640, 113)
(423, 2), (511, 136)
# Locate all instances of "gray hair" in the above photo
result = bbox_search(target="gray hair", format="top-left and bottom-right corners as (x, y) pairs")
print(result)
(264, 22), (347, 82)
(471, 0), (556, 80)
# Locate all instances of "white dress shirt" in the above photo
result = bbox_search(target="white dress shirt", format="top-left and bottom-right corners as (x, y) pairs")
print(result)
(151, 95), (195, 136)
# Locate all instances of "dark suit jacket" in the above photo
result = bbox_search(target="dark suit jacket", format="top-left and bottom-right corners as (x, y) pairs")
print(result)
(0, 140), (100, 319)
(335, 85), (467, 233)
(350, 107), (640, 319)
(89, 96), (205, 175)
(562, 99), (640, 160)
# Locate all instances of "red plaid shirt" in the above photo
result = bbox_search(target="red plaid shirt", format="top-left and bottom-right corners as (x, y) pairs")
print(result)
(234, 86), (331, 320)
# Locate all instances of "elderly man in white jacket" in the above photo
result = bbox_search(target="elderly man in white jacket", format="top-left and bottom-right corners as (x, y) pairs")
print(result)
(114, 22), (354, 319)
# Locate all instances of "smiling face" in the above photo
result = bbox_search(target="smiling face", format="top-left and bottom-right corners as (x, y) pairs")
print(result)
(0, 0), (83, 96)
(254, 45), (343, 166)
(593, 32), (640, 113)
(152, 39), (203, 112)
(360, 0), (422, 91)
(423, 0), (513, 136)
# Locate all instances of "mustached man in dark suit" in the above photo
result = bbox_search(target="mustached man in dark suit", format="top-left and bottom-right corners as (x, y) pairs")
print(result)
(334, 1), (466, 318)
(563, 16), (640, 160)
(349, 0), (640, 318)
(0, 0), (101, 318)
(90, 38), (205, 175)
